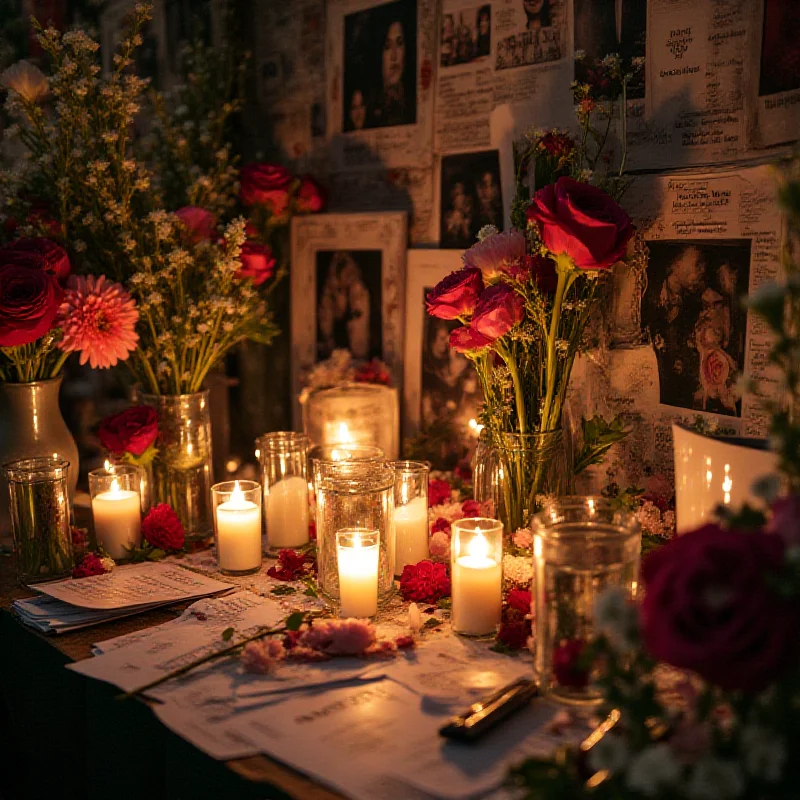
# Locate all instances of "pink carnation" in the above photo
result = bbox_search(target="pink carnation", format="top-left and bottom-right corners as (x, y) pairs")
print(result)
(513, 528), (533, 549)
(429, 530), (451, 560)
(241, 638), (286, 673)
(299, 619), (377, 656)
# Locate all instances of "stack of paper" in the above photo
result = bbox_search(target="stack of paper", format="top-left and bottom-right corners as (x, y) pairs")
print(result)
(12, 562), (233, 634)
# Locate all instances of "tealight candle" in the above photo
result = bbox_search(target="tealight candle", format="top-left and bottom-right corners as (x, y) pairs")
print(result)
(336, 529), (380, 618)
(89, 465), (142, 560)
(451, 518), (503, 636)
(212, 480), (262, 575)
(391, 461), (430, 575)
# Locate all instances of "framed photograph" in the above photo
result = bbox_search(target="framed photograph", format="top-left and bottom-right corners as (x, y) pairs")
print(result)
(291, 212), (408, 426)
(440, 4), (491, 68)
(403, 250), (482, 467)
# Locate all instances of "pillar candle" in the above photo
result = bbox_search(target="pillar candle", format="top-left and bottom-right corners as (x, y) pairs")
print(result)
(393, 496), (429, 574)
(267, 475), (309, 548)
(337, 531), (379, 618)
(91, 479), (141, 560)
(451, 532), (502, 636)
(216, 484), (262, 573)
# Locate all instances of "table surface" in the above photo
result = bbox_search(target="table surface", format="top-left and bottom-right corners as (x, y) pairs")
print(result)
(0, 550), (343, 800)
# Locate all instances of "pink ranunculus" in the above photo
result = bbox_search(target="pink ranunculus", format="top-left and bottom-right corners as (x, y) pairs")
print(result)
(295, 175), (327, 213)
(0, 259), (62, 346)
(7, 237), (71, 282)
(526, 177), (634, 271)
(426, 268), (483, 320)
(449, 326), (493, 354)
(98, 405), (158, 457)
(237, 241), (277, 286)
(471, 284), (525, 342)
(239, 163), (293, 215)
(300, 619), (376, 655)
(428, 479), (452, 507)
(428, 530), (451, 560)
(767, 496), (800, 546)
(175, 206), (217, 243)
(462, 231), (527, 280)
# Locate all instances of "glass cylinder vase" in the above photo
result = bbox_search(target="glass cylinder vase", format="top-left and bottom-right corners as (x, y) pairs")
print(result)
(139, 391), (214, 542)
(531, 497), (641, 706)
(4, 457), (73, 585)
(314, 460), (395, 609)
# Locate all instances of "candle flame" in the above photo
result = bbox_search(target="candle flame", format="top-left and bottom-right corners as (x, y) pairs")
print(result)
(231, 480), (244, 504)
(336, 422), (354, 446)
(110, 477), (121, 495)
(104, 459), (112, 472)
(468, 531), (489, 560)
(353, 532), (362, 549)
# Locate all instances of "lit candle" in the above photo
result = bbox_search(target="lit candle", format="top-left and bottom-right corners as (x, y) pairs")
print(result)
(267, 475), (309, 548)
(336, 529), (379, 618)
(216, 480), (262, 573)
(393, 496), (429, 575)
(451, 529), (502, 636)
(91, 476), (142, 560)
(335, 421), (355, 445)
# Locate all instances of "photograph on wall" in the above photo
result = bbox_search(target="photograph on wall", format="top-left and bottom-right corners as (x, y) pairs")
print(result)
(439, 149), (503, 248)
(643, 239), (752, 418)
(495, 0), (564, 71)
(440, 4), (491, 67)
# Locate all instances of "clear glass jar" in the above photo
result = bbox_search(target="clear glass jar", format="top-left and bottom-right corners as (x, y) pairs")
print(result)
(4, 457), (73, 584)
(88, 464), (142, 560)
(531, 497), (641, 705)
(211, 480), (262, 576)
(314, 460), (396, 608)
(391, 460), (429, 575)
(257, 432), (311, 551)
(139, 391), (214, 541)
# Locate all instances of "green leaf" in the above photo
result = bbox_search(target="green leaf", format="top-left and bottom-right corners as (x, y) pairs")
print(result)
(146, 548), (166, 561)
(301, 577), (319, 598)
(436, 597), (452, 610)
(423, 617), (443, 629)
(221, 627), (234, 641)
(573, 414), (631, 475)
(270, 585), (297, 596)
(285, 611), (306, 631)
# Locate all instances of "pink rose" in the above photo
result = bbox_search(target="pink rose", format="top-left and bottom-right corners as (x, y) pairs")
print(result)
(471, 284), (524, 342)
(295, 175), (327, 213)
(237, 241), (277, 286)
(175, 206), (216, 243)
(526, 177), (634, 270)
(7, 237), (70, 282)
(239, 163), (294, 215)
(426, 268), (483, 320)
(449, 326), (493, 354)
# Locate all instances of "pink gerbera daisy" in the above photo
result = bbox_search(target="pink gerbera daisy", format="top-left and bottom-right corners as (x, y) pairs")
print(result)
(57, 275), (139, 368)
(462, 231), (527, 280)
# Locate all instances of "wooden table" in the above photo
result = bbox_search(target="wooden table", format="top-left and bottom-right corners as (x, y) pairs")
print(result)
(0, 552), (342, 800)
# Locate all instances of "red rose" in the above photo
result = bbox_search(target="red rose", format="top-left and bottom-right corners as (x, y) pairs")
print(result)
(428, 479), (452, 507)
(450, 326), (493, 354)
(553, 638), (590, 688)
(426, 268), (484, 320)
(461, 499), (482, 518)
(237, 241), (277, 286)
(353, 359), (391, 385)
(431, 517), (451, 535)
(72, 552), (110, 579)
(98, 405), (158, 457)
(526, 177), (634, 270)
(239, 163), (293, 216)
(175, 206), (217, 243)
(267, 548), (315, 581)
(471, 284), (525, 342)
(142, 504), (185, 551)
(497, 620), (530, 650)
(505, 588), (532, 619)
(0, 259), (62, 346)
(7, 237), (70, 282)
(399, 560), (451, 603)
(295, 175), (327, 213)
(641, 524), (798, 692)
(700, 348), (729, 389)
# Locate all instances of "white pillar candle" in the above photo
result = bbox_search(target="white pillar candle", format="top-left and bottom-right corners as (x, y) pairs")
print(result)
(267, 475), (310, 548)
(216, 482), (262, 573)
(451, 532), (502, 636)
(394, 496), (429, 574)
(337, 531), (379, 618)
(91, 479), (142, 560)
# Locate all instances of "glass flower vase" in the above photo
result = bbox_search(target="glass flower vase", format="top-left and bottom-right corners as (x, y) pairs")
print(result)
(139, 391), (214, 542)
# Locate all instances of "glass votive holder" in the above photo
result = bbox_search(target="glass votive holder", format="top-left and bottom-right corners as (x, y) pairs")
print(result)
(211, 480), (262, 576)
(4, 457), (73, 585)
(257, 432), (310, 552)
(391, 460), (430, 576)
(88, 464), (142, 560)
(531, 497), (641, 706)
(315, 460), (395, 607)
(336, 528), (380, 618)
(451, 518), (503, 637)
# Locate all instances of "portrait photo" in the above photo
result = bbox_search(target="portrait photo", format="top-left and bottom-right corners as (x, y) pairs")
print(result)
(342, 0), (418, 131)
(315, 250), (383, 361)
(440, 4), (491, 68)
(495, 0), (563, 71)
(439, 150), (504, 249)
(759, 0), (800, 97)
(643, 239), (751, 418)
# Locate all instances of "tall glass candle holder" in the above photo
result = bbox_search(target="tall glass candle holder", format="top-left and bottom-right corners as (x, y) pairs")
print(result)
(315, 461), (395, 607)
(391, 461), (429, 575)
(89, 464), (142, 560)
(451, 518), (503, 637)
(4, 457), (73, 585)
(212, 480), (262, 576)
(531, 497), (641, 706)
(336, 528), (380, 618)
(257, 432), (310, 552)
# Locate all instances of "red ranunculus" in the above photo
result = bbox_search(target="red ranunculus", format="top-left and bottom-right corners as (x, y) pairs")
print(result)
(7, 237), (70, 282)
(471, 284), (525, 341)
(426, 268), (483, 320)
(461, 499), (482, 517)
(505, 588), (532, 619)
(429, 478), (452, 507)
(553, 638), (590, 688)
(142, 504), (185, 551)
(98, 405), (158, 457)
(641, 524), (799, 692)
(0, 259), (62, 346)
(497, 620), (530, 650)
(175, 206), (217, 243)
(237, 241), (277, 286)
(239, 163), (294, 215)
(399, 560), (451, 603)
(295, 175), (327, 213)
(526, 177), (634, 271)
(450, 326), (493, 354)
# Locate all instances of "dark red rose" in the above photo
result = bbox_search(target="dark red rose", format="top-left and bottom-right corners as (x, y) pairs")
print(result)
(295, 175), (327, 213)
(497, 620), (530, 650)
(142, 504), (185, 551)
(175, 206), (217, 243)
(98, 405), (158, 457)
(471, 284), (525, 342)
(429, 479), (452, 507)
(353, 359), (391, 386)
(399, 560), (451, 603)
(237, 241), (277, 286)
(553, 638), (590, 688)
(505, 588), (532, 619)
(450, 326), (493, 354)
(426, 268), (484, 320)
(0, 259), (62, 346)
(72, 552), (110, 579)
(641, 524), (798, 692)
(7, 237), (70, 282)
(461, 499), (482, 518)
(239, 163), (294, 215)
(526, 177), (634, 271)
(267, 548), (315, 581)
(431, 517), (451, 535)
